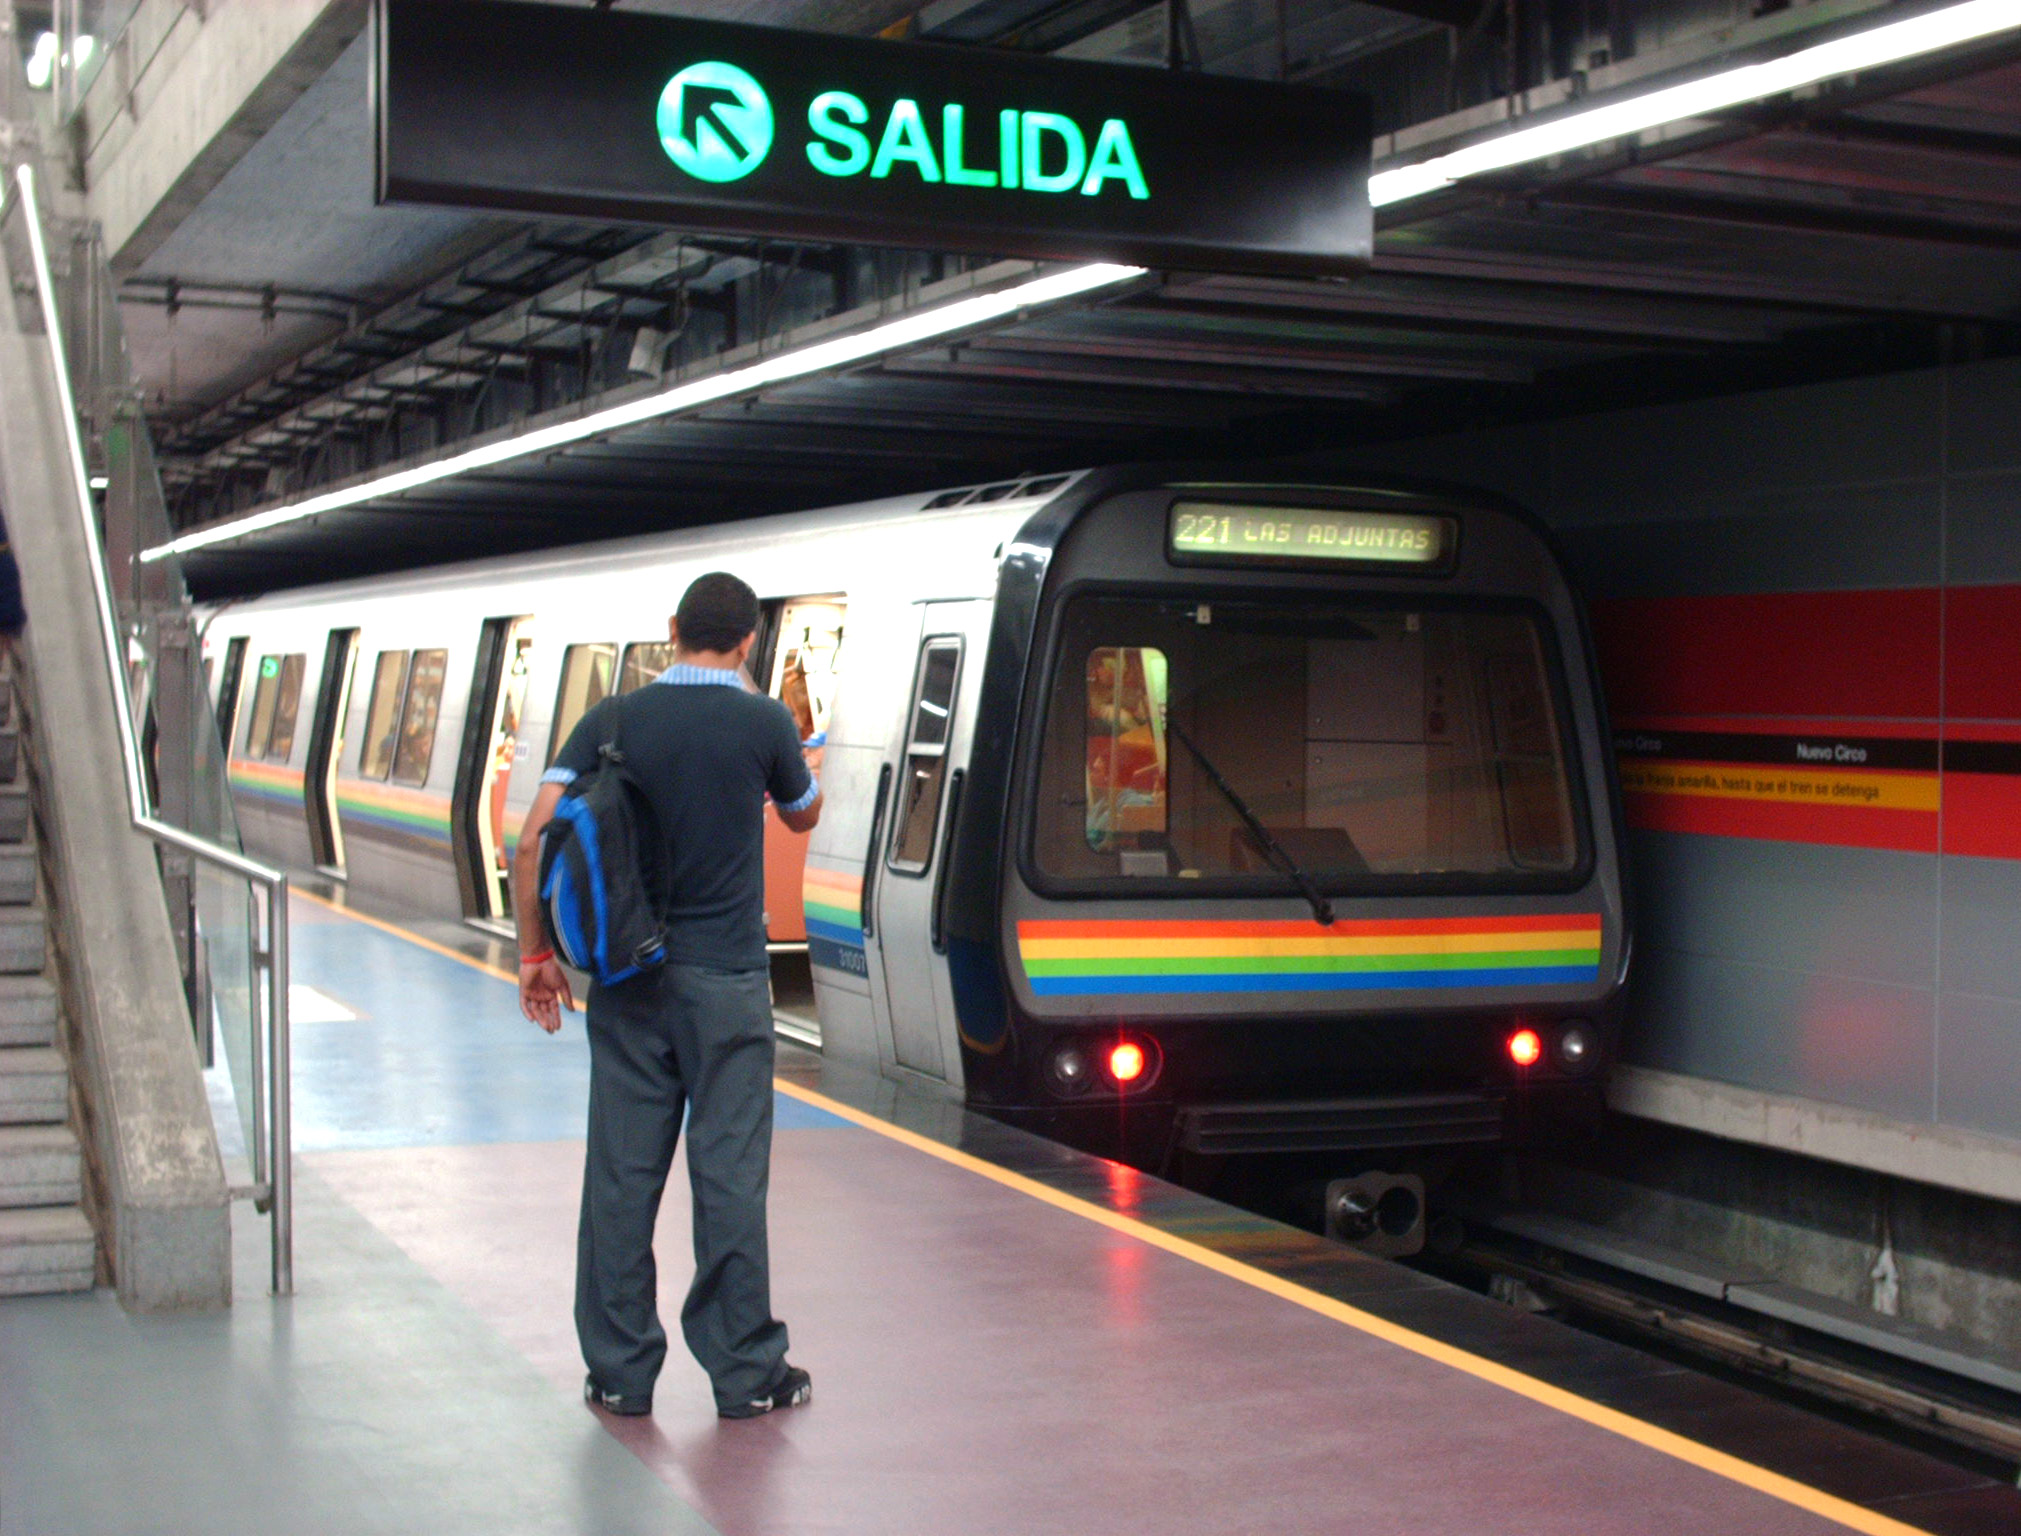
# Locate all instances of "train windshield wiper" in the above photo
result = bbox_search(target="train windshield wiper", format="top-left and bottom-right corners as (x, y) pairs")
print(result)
(1161, 711), (1335, 927)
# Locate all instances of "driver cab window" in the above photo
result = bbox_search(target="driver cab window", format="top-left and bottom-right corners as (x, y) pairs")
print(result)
(1036, 596), (1579, 890)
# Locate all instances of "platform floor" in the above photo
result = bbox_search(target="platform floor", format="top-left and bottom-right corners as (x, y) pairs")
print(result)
(5, 889), (2020, 1535)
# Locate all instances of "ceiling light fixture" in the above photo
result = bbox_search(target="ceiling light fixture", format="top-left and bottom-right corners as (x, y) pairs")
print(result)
(141, 260), (1145, 562)
(1369, 0), (2021, 207)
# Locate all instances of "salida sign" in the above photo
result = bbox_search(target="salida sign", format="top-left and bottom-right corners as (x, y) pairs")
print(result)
(656, 58), (1150, 200)
(375, 0), (1370, 277)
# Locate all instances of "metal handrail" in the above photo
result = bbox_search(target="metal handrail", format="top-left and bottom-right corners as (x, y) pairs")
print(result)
(3, 162), (293, 1295)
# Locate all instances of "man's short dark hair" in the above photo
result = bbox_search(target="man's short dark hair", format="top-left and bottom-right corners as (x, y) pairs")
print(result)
(676, 571), (760, 655)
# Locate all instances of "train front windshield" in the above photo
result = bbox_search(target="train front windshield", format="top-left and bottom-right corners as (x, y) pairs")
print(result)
(1033, 594), (1584, 891)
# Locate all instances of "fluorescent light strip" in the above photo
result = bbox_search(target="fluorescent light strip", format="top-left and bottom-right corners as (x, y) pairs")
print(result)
(141, 261), (1145, 562)
(1370, 0), (2021, 207)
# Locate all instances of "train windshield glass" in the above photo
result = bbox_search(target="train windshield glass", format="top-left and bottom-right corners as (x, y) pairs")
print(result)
(1035, 595), (1580, 890)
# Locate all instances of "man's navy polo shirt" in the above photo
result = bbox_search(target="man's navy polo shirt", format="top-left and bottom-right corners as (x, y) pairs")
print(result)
(545, 664), (817, 972)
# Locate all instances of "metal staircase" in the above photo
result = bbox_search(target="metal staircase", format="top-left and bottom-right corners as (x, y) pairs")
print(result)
(0, 663), (94, 1294)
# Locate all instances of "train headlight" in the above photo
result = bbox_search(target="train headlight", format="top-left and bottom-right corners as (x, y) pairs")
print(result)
(1507, 1028), (1543, 1069)
(1049, 1044), (1094, 1096)
(1557, 1022), (1597, 1073)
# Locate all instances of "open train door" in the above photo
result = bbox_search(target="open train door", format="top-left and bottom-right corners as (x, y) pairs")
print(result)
(755, 594), (847, 1041)
(873, 600), (991, 1082)
(451, 615), (535, 926)
(303, 627), (359, 874)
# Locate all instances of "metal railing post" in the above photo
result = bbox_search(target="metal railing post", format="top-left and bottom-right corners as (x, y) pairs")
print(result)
(7, 162), (296, 1295)
(267, 873), (291, 1295)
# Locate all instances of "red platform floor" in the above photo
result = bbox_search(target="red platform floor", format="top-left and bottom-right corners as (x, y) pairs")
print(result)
(8, 891), (2018, 1536)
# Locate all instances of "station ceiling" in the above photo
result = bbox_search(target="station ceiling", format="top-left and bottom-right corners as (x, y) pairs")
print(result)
(118, 0), (2021, 597)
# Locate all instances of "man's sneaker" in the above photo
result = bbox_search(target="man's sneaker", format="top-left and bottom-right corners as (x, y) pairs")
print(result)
(718, 1364), (812, 1420)
(583, 1375), (652, 1417)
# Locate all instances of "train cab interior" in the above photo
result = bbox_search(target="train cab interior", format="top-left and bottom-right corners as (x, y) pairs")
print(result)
(1032, 596), (1584, 895)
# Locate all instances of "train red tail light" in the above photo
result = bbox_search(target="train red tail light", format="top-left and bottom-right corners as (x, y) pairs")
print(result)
(1108, 1041), (1147, 1084)
(1507, 1028), (1543, 1068)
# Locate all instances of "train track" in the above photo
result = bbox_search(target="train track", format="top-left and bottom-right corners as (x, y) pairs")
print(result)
(1452, 1232), (2021, 1469)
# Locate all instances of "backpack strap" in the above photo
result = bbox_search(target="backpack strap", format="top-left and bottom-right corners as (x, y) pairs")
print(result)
(597, 689), (629, 769)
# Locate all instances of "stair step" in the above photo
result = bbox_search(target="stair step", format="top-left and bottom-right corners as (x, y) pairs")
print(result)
(0, 786), (24, 844)
(0, 1125), (82, 1206)
(0, 729), (17, 785)
(0, 975), (56, 1047)
(0, 844), (32, 905)
(0, 909), (41, 973)
(0, 1206), (95, 1294)
(0, 1047), (67, 1125)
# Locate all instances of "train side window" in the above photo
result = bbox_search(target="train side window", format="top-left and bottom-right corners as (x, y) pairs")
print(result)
(358, 650), (411, 780)
(765, 597), (845, 743)
(888, 638), (962, 874)
(1086, 646), (1169, 855)
(390, 648), (449, 786)
(243, 654), (283, 758)
(264, 654), (307, 761)
(214, 637), (249, 755)
(617, 642), (680, 694)
(548, 643), (617, 763)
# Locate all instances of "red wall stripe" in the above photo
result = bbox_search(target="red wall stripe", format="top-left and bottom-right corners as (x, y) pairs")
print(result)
(1594, 587), (2021, 857)
(1591, 590), (1943, 719)
(1943, 586), (2021, 721)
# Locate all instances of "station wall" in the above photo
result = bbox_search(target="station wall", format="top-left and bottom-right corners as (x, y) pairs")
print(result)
(1316, 355), (2021, 1153)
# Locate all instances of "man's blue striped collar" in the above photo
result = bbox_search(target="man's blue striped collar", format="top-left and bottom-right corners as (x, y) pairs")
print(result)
(653, 662), (747, 689)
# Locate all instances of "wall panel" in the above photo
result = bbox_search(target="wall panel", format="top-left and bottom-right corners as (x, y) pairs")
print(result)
(1316, 353), (2021, 1154)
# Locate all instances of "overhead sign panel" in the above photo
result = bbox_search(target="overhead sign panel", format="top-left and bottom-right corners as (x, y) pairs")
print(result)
(374, 0), (1371, 277)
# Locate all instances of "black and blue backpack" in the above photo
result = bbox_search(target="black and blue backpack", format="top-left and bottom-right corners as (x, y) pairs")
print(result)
(537, 705), (668, 987)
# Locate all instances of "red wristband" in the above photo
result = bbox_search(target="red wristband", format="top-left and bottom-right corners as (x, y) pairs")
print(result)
(520, 948), (554, 966)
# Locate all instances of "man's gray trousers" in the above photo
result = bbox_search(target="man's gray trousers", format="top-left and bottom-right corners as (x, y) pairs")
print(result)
(577, 961), (787, 1407)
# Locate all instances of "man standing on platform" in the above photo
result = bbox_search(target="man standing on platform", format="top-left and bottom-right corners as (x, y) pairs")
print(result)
(512, 571), (822, 1420)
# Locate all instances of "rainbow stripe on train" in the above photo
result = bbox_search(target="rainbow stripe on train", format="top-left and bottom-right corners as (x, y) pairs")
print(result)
(1016, 914), (1604, 998)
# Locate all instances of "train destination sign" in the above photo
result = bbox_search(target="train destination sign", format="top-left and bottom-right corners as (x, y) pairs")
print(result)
(375, 0), (1371, 277)
(1168, 503), (1457, 572)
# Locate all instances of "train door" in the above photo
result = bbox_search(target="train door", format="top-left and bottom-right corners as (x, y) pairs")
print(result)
(760, 595), (846, 942)
(874, 601), (989, 1080)
(758, 595), (846, 1040)
(303, 628), (359, 874)
(452, 616), (534, 924)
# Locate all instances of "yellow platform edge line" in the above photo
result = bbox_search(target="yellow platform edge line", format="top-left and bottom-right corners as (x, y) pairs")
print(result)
(774, 1076), (1936, 1536)
(290, 887), (560, 998)
(302, 892), (1932, 1536)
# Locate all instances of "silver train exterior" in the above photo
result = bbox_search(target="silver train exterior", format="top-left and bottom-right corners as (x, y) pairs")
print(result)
(203, 466), (1630, 1165)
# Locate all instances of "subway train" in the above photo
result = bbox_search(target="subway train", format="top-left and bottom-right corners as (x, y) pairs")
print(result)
(204, 466), (1629, 1212)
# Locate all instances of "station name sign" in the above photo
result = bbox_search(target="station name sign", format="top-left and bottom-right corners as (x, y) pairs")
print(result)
(374, 0), (1371, 277)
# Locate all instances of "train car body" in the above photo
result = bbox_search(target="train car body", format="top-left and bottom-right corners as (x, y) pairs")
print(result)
(205, 466), (1629, 1178)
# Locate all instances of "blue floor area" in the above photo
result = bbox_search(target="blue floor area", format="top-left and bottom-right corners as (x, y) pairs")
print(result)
(289, 903), (846, 1150)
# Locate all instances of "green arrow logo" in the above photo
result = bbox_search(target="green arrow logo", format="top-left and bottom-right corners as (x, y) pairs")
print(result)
(657, 61), (773, 183)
